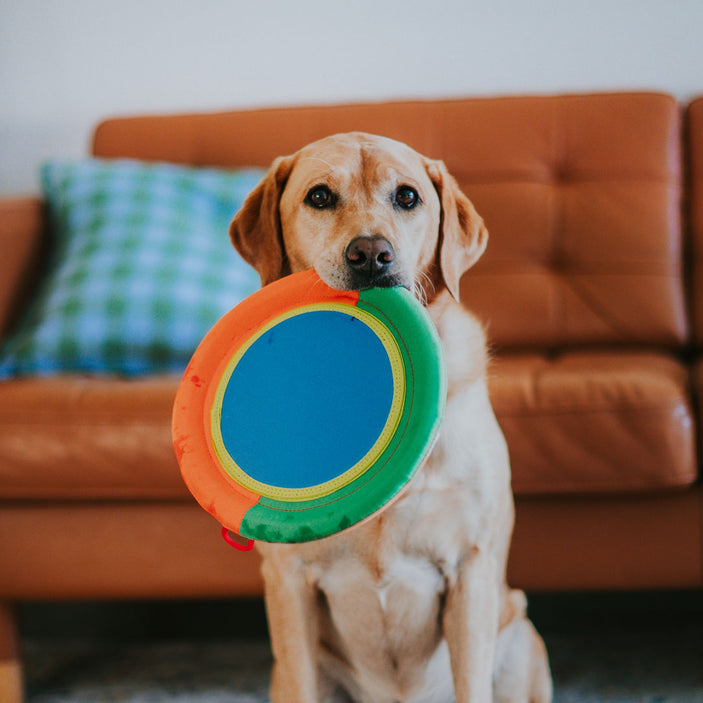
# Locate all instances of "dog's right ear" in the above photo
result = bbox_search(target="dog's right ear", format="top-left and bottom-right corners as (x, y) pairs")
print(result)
(229, 155), (296, 287)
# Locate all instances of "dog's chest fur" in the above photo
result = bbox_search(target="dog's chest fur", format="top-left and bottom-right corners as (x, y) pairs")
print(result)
(257, 299), (512, 702)
(300, 399), (506, 703)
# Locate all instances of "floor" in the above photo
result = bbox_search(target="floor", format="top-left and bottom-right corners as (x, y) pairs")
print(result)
(18, 591), (703, 702)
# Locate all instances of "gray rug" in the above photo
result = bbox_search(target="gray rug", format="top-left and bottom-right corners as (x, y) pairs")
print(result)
(20, 594), (703, 702)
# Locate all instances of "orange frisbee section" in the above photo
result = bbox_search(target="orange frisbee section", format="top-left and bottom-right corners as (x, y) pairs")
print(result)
(172, 271), (359, 533)
(173, 363), (261, 532)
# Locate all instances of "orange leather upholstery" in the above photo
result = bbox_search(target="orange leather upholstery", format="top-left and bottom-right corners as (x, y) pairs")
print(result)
(0, 93), (701, 622)
(0, 355), (695, 501)
(510, 491), (703, 591)
(458, 95), (685, 349)
(0, 494), (699, 600)
(688, 97), (703, 344)
(0, 502), (263, 600)
(490, 352), (696, 495)
(0, 377), (185, 500)
(0, 198), (45, 340)
(94, 93), (687, 349)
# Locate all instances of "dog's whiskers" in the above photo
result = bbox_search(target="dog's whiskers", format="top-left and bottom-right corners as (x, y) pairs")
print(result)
(412, 272), (434, 306)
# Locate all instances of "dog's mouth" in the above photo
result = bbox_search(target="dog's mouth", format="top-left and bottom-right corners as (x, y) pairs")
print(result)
(314, 265), (410, 290)
(313, 265), (427, 306)
(347, 270), (406, 291)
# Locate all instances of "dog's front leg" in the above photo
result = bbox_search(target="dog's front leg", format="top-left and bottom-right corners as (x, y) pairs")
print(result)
(260, 548), (321, 703)
(443, 550), (500, 702)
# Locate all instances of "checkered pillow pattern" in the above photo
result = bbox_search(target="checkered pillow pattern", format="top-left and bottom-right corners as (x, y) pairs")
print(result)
(0, 159), (265, 377)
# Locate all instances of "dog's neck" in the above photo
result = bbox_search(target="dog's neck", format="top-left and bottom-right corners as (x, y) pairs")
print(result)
(427, 289), (490, 396)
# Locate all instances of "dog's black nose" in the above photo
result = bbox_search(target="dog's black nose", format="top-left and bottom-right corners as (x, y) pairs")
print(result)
(345, 236), (396, 281)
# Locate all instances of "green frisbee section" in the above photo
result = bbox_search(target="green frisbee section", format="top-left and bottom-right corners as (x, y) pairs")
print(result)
(239, 286), (446, 543)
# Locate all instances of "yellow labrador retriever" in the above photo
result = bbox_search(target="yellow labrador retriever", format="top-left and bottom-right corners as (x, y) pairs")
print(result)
(230, 133), (552, 703)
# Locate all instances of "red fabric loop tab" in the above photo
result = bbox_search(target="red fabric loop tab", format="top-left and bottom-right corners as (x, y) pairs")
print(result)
(221, 527), (255, 551)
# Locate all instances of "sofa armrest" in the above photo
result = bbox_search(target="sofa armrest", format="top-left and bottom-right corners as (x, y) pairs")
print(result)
(0, 197), (47, 342)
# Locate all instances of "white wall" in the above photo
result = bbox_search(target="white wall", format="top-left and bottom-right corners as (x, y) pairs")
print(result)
(2, 0), (702, 195)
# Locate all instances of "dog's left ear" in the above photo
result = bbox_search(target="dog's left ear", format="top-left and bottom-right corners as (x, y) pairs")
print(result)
(424, 158), (488, 302)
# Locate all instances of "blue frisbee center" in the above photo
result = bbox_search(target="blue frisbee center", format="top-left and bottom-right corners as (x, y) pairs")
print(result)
(219, 310), (394, 489)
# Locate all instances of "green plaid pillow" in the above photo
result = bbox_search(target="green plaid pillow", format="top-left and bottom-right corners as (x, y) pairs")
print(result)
(0, 159), (265, 377)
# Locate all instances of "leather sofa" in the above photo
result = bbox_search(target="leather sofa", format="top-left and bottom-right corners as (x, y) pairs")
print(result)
(1, 91), (702, 700)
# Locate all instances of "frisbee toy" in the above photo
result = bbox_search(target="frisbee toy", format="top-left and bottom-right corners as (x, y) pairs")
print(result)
(172, 269), (446, 545)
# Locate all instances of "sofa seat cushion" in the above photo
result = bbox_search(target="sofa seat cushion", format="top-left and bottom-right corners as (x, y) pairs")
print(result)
(0, 352), (696, 500)
(689, 357), (703, 436)
(0, 376), (187, 499)
(489, 352), (697, 495)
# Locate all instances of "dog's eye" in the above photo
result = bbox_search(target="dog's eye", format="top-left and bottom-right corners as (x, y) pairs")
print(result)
(305, 185), (336, 209)
(394, 186), (420, 210)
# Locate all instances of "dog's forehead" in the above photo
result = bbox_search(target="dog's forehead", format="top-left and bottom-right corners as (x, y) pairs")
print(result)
(292, 133), (428, 183)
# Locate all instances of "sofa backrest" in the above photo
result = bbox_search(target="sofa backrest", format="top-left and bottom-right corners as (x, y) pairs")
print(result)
(689, 97), (703, 348)
(93, 92), (687, 352)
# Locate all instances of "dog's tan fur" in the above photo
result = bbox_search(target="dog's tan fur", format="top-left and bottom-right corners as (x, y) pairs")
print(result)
(230, 133), (552, 703)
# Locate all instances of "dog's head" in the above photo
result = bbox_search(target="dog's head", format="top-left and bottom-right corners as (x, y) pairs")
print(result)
(230, 132), (487, 303)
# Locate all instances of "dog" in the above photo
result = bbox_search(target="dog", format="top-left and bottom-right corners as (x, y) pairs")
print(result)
(229, 132), (552, 703)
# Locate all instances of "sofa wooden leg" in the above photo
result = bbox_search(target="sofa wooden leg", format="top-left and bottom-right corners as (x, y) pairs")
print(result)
(0, 603), (23, 703)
